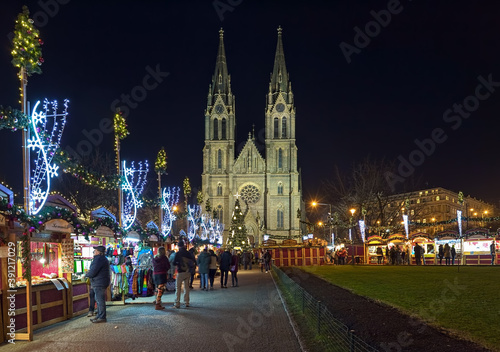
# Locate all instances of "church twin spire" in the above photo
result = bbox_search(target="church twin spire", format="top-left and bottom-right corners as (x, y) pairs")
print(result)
(208, 28), (232, 107)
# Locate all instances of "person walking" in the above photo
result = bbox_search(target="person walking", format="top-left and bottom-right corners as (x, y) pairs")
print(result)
(152, 247), (170, 310)
(197, 247), (210, 290)
(438, 244), (444, 265)
(264, 249), (272, 272)
(208, 249), (218, 290)
(168, 249), (176, 279)
(451, 244), (456, 265)
(173, 240), (195, 308)
(219, 248), (232, 288)
(444, 243), (451, 266)
(188, 247), (197, 289)
(490, 240), (496, 265)
(230, 250), (239, 287)
(84, 246), (110, 323)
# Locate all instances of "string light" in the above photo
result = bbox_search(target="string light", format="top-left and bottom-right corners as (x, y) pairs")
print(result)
(121, 160), (148, 230)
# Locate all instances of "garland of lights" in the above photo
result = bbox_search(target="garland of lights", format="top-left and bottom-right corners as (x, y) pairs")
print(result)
(11, 6), (44, 77)
(20, 232), (31, 280)
(187, 205), (200, 241)
(0, 106), (29, 131)
(28, 99), (68, 215)
(54, 149), (122, 190)
(155, 147), (167, 175)
(121, 160), (148, 230)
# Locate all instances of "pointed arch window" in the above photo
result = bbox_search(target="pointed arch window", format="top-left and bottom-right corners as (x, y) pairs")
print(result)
(278, 148), (283, 169)
(221, 118), (227, 140)
(218, 74), (222, 85)
(282, 117), (287, 138)
(277, 209), (284, 229)
(217, 149), (222, 169)
(278, 182), (283, 195)
(213, 118), (219, 140)
(217, 183), (222, 196)
(216, 205), (223, 221)
(274, 117), (279, 138)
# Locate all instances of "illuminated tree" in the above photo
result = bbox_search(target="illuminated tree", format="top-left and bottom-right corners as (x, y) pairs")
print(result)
(227, 197), (250, 250)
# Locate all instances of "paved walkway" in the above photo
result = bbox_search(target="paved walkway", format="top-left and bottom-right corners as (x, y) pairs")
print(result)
(4, 269), (303, 352)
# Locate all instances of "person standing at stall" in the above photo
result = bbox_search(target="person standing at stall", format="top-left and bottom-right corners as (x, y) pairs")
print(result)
(490, 241), (496, 265)
(152, 247), (170, 310)
(414, 243), (423, 265)
(84, 246), (110, 323)
(376, 247), (383, 265)
(438, 244), (444, 265)
(197, 247), (210, 290)
(444, 243), (451, 266)
(451, 245), (457, 265)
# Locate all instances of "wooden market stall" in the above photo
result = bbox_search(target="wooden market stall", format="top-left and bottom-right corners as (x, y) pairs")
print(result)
(410, 232), (435, 265)
(462, 228), (498, 265)
(365, 235), (386, 265)
(434, 231), (461, 265)
(260, 239), (326, 266)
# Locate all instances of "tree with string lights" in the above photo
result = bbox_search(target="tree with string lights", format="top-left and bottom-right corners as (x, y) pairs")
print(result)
(226, 196), (250, 250)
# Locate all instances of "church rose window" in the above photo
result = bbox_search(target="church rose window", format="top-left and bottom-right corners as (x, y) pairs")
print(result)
(240, 185), (261, 204)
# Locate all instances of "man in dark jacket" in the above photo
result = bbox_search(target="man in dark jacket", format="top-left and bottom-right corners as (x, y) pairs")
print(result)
(219, 248), (232, 288)
(173, 240), (195, 308)
(84, 246), (110, 323)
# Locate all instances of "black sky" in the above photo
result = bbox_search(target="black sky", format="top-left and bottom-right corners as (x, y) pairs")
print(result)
(0, 0), (499, 206)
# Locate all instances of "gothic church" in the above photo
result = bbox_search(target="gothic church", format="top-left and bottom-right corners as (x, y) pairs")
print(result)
(202, 27), (305, 246)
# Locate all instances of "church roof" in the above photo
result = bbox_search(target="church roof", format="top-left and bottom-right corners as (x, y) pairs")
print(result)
(210, 28), (231, 103)
(270, 26), (289, 95)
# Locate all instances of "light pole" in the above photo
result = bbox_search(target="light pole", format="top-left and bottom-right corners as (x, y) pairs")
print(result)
(312, 202), (333, 244)
(349, 208), (356, 264)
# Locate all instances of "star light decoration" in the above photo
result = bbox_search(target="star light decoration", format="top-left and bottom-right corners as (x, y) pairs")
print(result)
(161, 186), (180, 237)
(27, 99), (69, 215)
(121, 160), (148, 230)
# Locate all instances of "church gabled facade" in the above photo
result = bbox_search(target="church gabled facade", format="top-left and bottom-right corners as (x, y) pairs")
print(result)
(202, 27), (305, 246)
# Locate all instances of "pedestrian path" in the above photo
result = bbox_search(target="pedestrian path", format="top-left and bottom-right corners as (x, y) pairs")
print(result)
(5, 269), (303, 352)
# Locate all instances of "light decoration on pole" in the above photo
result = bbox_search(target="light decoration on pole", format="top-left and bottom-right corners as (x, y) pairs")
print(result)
(187, 205), (200, 241)
(121, 160), (148, 230)
(403, 215), (409, 239)
(457, 210), (463, 237)
(213, 219), (224, 245)
(161, 186), (180, 237)
(358, 220), (366, 242)
(200, 214), (210, 240)
(27, 99), (69, 215)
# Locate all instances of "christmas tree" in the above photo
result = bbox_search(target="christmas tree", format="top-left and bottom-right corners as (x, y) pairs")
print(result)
(227, 197), (250, 250)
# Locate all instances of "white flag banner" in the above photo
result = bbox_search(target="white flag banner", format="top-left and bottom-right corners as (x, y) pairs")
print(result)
(457, 210), (462, 237)
(358, 220), (366, 242)
(403, 215), (409, 239)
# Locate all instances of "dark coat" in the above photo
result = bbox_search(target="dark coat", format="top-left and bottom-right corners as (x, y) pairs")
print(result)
(231, 254), (239, 273)
(153, 255), (170, 285)
(174, 247), (195, 273)
(220, 251), (232, 271)
(197, 251), (211, 274)
(85, 254), (110, 288)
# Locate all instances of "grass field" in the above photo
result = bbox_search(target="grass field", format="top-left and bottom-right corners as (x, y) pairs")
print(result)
(300, 265), (500, 351)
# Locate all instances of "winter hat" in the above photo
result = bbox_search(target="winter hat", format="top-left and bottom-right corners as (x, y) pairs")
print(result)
(177, 240), (185, 247)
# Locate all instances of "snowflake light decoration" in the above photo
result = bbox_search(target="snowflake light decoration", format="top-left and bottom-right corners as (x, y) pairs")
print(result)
(28, 99), (69, 215)
(161, 186), (180, 237)
(121, 160), (148, 230)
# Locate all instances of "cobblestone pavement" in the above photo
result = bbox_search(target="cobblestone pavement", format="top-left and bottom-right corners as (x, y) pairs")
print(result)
(3, 269), (303, 352)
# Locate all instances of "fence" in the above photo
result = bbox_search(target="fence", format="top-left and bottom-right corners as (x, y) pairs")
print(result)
(273, 265), (378, 352)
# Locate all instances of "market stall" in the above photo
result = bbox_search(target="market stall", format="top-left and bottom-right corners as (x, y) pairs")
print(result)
(462, 228), (498, 265)
(260, 239), (326, 266)
(434, 231), (461, 265)
(410, 233), (435, 265)
(365, 235), (386, 265)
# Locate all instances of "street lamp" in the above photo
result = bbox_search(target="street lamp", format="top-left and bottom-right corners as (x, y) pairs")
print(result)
(312, 201), (333, 244)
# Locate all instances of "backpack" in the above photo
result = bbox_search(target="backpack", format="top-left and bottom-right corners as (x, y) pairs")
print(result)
(180, 256), (195, 273)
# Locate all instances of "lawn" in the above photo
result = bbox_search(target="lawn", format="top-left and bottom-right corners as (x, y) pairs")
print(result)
(300, 265), (500, 351)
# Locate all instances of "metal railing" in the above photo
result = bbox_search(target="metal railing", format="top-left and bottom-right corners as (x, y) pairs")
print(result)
(273, 266), (378, 352)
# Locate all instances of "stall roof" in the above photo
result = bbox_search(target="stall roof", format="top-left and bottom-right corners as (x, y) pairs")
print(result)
(46, 194), (77, 213)
(0, 183), (14, 204)
(91, 207), (116, 221)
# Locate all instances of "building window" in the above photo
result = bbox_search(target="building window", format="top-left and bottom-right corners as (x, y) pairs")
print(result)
(217, 183), (222, 196)
(411, 210), (415, 216)
(278, 149), (283, 169)
(282, 117), (287, 138)
(436, 196), (440, 201)
(274, 117), (279, 138)
(423, 219), (427, 223)
(277, 209), (284, 229)
(278, 182), (283, 195)
(216, 205), (223, 221)
(213, 119), (219, 140)
(417, 199), (420, 204)
(217, 149), (222, 169)
(221, 118), (227, 140)
(446, 196), (449, 201)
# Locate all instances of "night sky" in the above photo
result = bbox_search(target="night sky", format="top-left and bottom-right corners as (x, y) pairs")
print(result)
(1, 0), (499, 207)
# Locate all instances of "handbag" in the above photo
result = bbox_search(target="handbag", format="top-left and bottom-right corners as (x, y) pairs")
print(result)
(230, 265), (236, 272)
